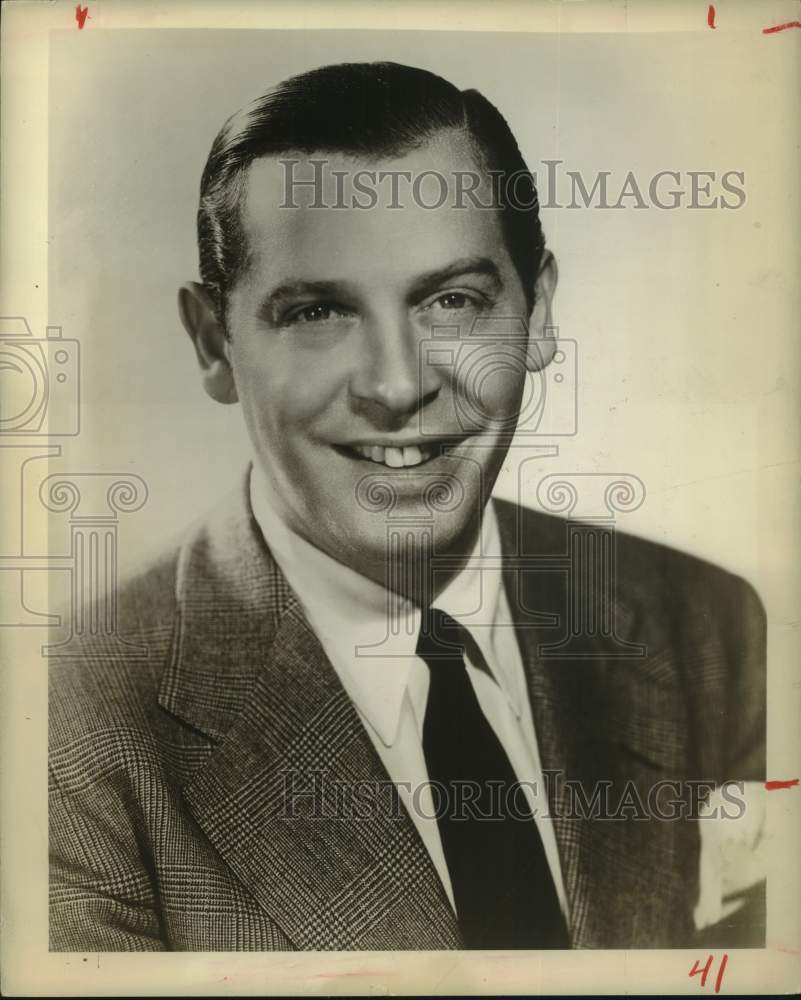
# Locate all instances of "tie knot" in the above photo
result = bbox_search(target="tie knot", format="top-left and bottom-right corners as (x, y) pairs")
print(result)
(416, 607), (465, 664)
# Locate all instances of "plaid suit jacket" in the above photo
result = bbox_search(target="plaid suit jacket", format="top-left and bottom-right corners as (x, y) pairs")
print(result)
(49, 475), (766, 951)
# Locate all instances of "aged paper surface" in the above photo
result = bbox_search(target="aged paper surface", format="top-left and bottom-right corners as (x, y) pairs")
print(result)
(1, 0), (799, 994)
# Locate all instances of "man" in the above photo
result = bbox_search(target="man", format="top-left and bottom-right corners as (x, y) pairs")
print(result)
(49, 62), (765, 951)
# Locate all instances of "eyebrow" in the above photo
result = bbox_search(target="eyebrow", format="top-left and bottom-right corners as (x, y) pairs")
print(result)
(258, 280), (350, 323)
(257, 256), (503, 323)
(407, 256), (503, 300)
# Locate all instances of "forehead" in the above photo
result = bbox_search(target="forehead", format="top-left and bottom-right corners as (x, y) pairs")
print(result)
(237, 131), (514, 291)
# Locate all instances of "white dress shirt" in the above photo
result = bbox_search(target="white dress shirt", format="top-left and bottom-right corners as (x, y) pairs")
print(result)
(249, 465), (568, 918)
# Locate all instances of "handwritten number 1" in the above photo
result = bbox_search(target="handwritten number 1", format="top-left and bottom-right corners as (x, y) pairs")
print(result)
(714, 955), (729, 993)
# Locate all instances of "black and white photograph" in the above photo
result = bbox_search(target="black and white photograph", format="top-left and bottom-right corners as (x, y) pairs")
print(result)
(1, 0), (799, 995)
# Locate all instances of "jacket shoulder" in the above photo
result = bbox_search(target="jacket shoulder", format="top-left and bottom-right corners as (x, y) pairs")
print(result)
(48, 543), (182, 757)
(495, 495), (765, 633)
(495, 497), (766, 776)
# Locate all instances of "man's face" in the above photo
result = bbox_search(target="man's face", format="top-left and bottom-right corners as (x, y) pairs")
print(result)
(209, 131), (550, 583)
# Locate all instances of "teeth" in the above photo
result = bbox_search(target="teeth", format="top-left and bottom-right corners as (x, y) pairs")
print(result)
(351, 444), (432, 467)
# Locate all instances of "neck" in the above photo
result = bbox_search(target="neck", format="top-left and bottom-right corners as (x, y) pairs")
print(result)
(343, 505), (486, 609)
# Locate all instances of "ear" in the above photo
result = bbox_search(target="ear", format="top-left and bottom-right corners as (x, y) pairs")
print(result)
(178, 282), (238, 404)
(525, 250), (559, 373)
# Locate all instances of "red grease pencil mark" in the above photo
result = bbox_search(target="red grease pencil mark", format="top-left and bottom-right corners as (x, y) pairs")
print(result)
(707, 5), (716, 29)
(714, 954), (728, 994)
(763, 20), (801, 34)
(75, 5), (89, 29)
(765, 778), (800, 790)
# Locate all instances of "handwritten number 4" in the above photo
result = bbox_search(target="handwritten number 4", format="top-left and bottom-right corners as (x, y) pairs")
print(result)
(689, 954), (729, 993)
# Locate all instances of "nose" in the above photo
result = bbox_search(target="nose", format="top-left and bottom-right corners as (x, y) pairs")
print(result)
(349, 312), (441, 420)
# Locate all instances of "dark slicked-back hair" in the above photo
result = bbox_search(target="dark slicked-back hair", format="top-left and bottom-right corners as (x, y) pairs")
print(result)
(198, 61), (545, 325)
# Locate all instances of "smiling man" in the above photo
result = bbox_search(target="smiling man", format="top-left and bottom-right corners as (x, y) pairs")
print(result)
(180, 69), (556, 594)
(49, 62), (766, 952)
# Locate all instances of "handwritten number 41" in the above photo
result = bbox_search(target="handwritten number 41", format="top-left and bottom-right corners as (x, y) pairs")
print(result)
(689, 954), (729, 994)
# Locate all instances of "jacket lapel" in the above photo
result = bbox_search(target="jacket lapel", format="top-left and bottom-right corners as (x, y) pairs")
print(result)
(495, 499), (697, 949)
(158, 477), (461, 950)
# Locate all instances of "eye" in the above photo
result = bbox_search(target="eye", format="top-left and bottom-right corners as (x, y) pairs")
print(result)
(422, 289), (489, 316)
(435, 292), (474, 311)
(285, 303), (351, 325)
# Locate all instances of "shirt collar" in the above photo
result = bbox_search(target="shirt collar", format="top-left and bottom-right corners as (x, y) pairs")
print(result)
(248, 464), (520, 747)
(434, 508), (523, 720)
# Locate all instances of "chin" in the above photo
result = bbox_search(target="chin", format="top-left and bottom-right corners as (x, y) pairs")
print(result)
(341, 508), (480, 561)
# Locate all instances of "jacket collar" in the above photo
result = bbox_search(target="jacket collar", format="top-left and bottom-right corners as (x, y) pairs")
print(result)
(158, 473), (296, 740)
(494, 499), (696, 949)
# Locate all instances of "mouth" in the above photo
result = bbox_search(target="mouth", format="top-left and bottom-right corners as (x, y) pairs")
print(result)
(335, 438), (465, 469)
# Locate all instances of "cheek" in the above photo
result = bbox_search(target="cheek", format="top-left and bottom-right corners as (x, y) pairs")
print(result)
(454, 344), (528, 424)
(230, 335), (345, 436)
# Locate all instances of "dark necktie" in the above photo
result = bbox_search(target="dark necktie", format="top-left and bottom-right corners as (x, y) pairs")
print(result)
(416, 607), (569, 949)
